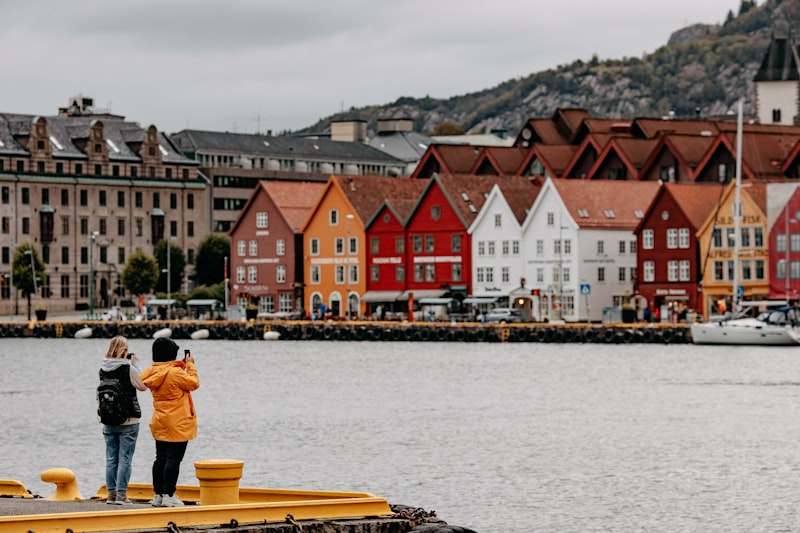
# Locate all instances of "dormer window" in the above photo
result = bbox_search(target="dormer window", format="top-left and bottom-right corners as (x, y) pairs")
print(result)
(773, 109), (782, 123)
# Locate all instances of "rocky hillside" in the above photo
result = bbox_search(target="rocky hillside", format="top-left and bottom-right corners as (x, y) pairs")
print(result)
(301, 0), (800, 137)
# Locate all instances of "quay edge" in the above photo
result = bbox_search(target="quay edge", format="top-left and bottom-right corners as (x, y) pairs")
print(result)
(0, 319), (692, 344)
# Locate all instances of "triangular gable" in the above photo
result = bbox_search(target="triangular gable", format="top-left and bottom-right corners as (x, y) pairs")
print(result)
(514, 117), (571, 147)
(638, 134), (716, 182)
(560, 135), (607, 179)
(633, 182), (726, 234)
(693, 134), (756, 183)
(521, 177), (572, 232)
(585, 138), (658, 180)
(410, 144), (482, 179)
(469, 146), (528, 175)
(517, 144), (577, 178)
(299, 176), (349, 233)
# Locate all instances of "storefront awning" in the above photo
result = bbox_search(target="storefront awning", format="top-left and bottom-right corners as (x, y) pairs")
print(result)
(397, 290), (446, 300)
(147, 298), (177, 306)
(187, 299), (222, 307)
(418, 298), (454, 305)
(463, 297), (498, 305)
(360, 291), (402, 303)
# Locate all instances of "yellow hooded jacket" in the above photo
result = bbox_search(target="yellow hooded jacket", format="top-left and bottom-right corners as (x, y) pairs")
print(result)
(141, 361), (199, 442)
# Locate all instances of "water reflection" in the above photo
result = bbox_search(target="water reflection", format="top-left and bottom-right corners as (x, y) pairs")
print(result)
(1, 339), (799, 532)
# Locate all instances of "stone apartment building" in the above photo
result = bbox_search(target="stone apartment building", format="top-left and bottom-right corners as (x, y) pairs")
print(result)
(0, 96), (204, 316)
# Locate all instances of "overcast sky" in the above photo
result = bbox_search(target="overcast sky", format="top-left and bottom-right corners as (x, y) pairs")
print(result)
(1, 1), (739, 134)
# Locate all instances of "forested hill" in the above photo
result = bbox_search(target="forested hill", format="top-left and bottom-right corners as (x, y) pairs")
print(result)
(299, 0), (800, 138)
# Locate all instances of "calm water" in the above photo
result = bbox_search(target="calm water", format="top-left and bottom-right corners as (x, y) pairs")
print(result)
(2, 338), (800, 532)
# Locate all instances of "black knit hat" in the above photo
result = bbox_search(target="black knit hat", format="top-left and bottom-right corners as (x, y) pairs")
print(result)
(152, 337), (179, 362)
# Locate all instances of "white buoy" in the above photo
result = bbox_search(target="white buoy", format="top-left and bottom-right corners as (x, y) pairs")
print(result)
(263, 331), (281, 341)
(74, 326), (93, 339)
(152, 328), (172, 339)
(190, 328), (210, 340)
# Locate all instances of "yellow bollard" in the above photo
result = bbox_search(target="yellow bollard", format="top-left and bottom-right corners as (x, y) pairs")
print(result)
(194, 459), (244, 505)
(40, 468), (83, 501)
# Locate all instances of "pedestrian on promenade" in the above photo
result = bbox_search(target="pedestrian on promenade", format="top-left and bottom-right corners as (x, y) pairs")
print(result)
(141, 337), (199, 507)
(98, 335), (146, 505)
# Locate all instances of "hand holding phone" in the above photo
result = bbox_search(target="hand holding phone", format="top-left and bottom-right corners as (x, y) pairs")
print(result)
(127, 352), (133, 360)
(184, 349), (193, 363)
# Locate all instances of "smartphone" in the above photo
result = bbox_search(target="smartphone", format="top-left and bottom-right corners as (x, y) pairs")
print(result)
(184, 349), (190, 360)
(126, 353), (133, 359)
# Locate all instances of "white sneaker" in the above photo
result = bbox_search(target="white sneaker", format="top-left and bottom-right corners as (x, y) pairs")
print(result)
(150, 494), (163, 507)
(161, 493), (184, 507)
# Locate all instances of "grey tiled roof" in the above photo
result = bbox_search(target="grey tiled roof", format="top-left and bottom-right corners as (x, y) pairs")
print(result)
(170, 129), (403, 164)
(368, 131), (432, 162)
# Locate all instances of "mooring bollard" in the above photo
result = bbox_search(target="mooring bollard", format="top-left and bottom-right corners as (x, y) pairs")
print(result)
(40, 468), (83, 501)
(194, 459), (244, 505)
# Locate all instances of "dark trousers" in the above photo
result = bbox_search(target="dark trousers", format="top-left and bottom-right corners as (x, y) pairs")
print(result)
(152, 440), (188, 496)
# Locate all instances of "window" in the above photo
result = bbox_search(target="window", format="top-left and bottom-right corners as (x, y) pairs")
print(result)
(478, 241), (485, 256)
(135, 219), (143, 237)
(170, 220), (177, 237)
(260, 296), (274, 314)
(741, 227), (751, 248)
(773, 108), (782, 123)
(425, 263), (435, 282)
(741, 260), (752, 281)
(793, 233), (800, 252)
(554, 239), (561, 255)
(431, 206), (440, 220)
(279, 293), (293, 313)
(61, 246), (69, 264)
(502, 241), (509, 256)
(276, 239), (285, 256)
(249, 240), (257, 256)
(755, 260), (765, 280)
(81, 246), (88, 264)
(371, 265), (380, 282)
(501, 266), (509, 283)
(597, 240), (604, 254)
(99, 191), (106, 207)
(630, 240), (637, 254)
(536, 267), (544, 282)
(79, 274), (88, 298)
(536, 239), (543, 255)
(643, 261), (655, 282)
(453, 263), (462, 282)
(494, 214), (501, 227)
(237, 240), (246, 256)
(643, 229), (654, 250)
(618, 241), (626, 254)
(310, 238), (319, 255)
(777, 233), (787, 253)
(256, 212), (268, 228)
(170, 193), (177, 210)
(22, 217), (29, 234)
(99, 246), (107, 264)
(712, 228), (723, 248)
(118, 247), (125, 264)
(22, 187), (29, 204)
(754, 227), (764, 247)
(335, 237), (344, 255)
(547, 212), (554, 226)
(349, 264), (358, 284)
(413, 236), (422, 253)
(236, 266), (245, 283)
(452, 234), (461, 252)
(60, 275), (70, 298)
(414, 264), (423, 282)
(117, 219), (125, 236)
(618, 267), (626, 281)
(485, 267), (494, 283)
(487, 241), (495, 256)
(679, 260), (690, 281)
(0, 217), (7, 233)
(395, 237), (404, 254)
(513, 241), (520, 255)
(80, 218), (88, 235)
(99, 218), (107, 235)
(336, 265), (345, 283)
(597, 267), (605, 283)
(371, 238), (380, 254)
(726, 228), (735, 248)
(630, 267), (637, 281)
(714, 261), (724, 281)
(187, 249), (194, 265)
(153, 192), (160, 208)
(187, 221), (194, 237)
(476, 267), (485, 283)
(329, 210), (338, 226)
(1, 186), (8, 204)
(348, 237), (357, 255)
(311, 265), (321, 284)
(135, 192), (143, 208)
(248, 266), (257, 283)
(425, 235), (434, 253)
(117, 191), (125, 208)
(667, 260), (678, 281)
(395, 265), (404, 281)
(666, 229), (678, 249)
(187, 194), (194, 209)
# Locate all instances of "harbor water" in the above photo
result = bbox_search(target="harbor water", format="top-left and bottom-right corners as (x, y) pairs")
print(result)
(2, 338), (800, 532)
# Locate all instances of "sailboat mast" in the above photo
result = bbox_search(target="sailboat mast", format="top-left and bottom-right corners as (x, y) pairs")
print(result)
(732, 99), (743, 313)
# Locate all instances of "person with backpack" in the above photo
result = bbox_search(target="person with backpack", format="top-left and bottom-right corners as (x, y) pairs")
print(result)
(98, 335), (146, 505)
(141, 337), (200, 507)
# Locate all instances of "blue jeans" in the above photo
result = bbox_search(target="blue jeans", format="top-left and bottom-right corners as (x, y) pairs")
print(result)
(103, 423), (139, 492)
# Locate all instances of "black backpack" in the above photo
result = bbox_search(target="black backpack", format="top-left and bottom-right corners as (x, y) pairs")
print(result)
(97, 377), (127, 425)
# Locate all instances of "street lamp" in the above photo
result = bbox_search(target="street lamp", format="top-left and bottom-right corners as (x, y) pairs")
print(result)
(89, 231), (99, 319)
(24, 249), (37, 320)
(345, 214), (355, 320)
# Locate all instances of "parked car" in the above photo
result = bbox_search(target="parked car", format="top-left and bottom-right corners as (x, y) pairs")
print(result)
(484, 307), (522, 323)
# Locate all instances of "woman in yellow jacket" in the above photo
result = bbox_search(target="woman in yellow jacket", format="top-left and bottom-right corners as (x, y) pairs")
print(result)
(141, 337), (200, 507)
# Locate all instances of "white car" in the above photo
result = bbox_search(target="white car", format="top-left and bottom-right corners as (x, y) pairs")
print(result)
(484, 308), (522, 323)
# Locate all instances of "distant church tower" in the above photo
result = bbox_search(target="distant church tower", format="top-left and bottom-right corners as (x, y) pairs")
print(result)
(754, 35), (800, 125)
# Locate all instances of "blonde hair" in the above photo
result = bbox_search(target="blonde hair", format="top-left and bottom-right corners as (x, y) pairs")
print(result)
(105, 336), (129, 359)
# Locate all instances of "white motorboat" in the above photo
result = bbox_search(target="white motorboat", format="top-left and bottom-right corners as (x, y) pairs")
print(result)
(690, 307), (800, 345)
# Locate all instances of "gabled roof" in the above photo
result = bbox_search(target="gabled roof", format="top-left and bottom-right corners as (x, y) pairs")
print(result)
(570, 118), (630, 144)
(335, 175), (426, 223)
(635, 183), (726, 234)
(553, 108), (592, 138)
(364, 180), (428, 229)
(551, 179), (660, 229)
(228, 180), (326, 235)
(559, 134), (609, 179)
(469, 147), (529, 175)
(638, 134), (717, 180)
(694, 131), (800, 181)
(497, 179), (541, 224)
(517, 144), (578, 178)
(585, 138), (659, 179)
(513, 117), (571, 147)
(696, 181), (768, 236)
(410, 144), (483, 179)
(409, 174), (529, 229)
(630, 118), (720, 139)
